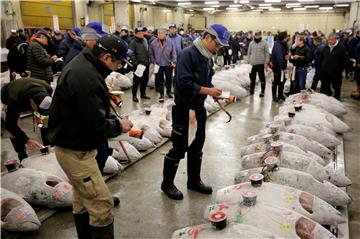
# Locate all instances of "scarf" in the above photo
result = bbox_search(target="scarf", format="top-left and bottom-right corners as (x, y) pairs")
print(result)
(193, 38), (213, 59)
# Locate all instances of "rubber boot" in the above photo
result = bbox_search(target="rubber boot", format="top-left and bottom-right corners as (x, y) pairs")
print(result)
(90, 222), (114, 239)
(278, 81), (286, 101)
(187, 152), (212, 194)
(161, 155), (183, 200)
(249, 80), (255, 95)
(73, 212), (91, 239)
(259, 82), (265, 97)
(159, 87), (165, 103)
(10, 138), (28, 161)
(272, 85), (278, 102)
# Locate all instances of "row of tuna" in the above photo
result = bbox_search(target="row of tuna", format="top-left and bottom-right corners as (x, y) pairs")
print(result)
(172, 91), (351, 238)
(1, 66), (251, 232)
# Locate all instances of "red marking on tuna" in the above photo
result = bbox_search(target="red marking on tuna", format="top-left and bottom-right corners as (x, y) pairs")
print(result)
(187, 226), (205, 239)
(15, 212), (25, 220)
(231, 184), (242, 190)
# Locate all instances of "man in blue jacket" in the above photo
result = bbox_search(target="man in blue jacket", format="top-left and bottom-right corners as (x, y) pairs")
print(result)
(271, 31), (289, 101)
(168, 24), (184, 56)
(311, 36), (325, 90)
(161, 24), (229, 200)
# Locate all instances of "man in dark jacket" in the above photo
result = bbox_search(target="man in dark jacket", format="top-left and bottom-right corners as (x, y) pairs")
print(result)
(57, 28), (80, 58)
(311, 36), (325, 90)
(271, 31), (289, 101)
(1, 78), (53, 160)
(352, 42), (360, 99)
(289, 35), (313, 94)
(47, 36), (133, 239)
(320, 34), (348, 100)
(161, 24), (229, 200)
(129, 27), (151, 102)
(26, 30), (57, 83)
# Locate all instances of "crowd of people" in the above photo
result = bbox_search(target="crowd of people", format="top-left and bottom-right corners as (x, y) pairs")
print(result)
(2, 21), (360, 238)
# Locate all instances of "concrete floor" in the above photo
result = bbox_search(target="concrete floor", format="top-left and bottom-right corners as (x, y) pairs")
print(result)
(1, 79), (359, 239)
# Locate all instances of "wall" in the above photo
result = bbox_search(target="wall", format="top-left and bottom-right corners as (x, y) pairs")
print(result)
(132, 4), (175, 28)
(191, 15), (206, 30)
(213, 12), (347, 35)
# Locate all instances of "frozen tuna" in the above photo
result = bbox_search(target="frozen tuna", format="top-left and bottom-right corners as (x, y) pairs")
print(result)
(21, 152), (69, 182)
(105, 71), (132, 89)
(204, 202), (336, 239)
(172, 223), (278, 239)
(215, 182), (345, 225)
(241, 152), (351, 187)
(1, 188), (41, 231)
(1, 168), (73, 208)
(110, 134), (155, 151)
(103, 156), (124, 174)
(141, 125), (163, 144)
(108, 141), (142, 162)
(234, 167), (351, 206)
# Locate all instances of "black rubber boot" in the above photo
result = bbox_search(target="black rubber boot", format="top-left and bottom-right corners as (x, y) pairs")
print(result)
(161, 156), (183, 200)
(90, 222), (114, 239)
(249, 80), (255, 95)
(278, 81), (286, 101)
(259, 82), (266, 97)
(272, 85), (278, 102)
(187, 152), (212, 194)
(10, 138), (28, 161)
(73, 212), (91, 239)
(159, 88), (165, 102)
(112, 195), (120, 207)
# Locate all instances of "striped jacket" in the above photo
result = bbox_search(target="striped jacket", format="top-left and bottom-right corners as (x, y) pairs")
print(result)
(247, 39), (270, 66)
(26, 39), (53, 83)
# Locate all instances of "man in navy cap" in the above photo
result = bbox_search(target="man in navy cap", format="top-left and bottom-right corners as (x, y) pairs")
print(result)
(168, 23), (184, 56)
(1, 77), (53, 160)
(161, 24), (229, 200)
(47, 35), (133, 239)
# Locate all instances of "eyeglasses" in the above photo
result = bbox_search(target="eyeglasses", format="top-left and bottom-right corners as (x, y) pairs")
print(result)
(213, 38), (223, 48)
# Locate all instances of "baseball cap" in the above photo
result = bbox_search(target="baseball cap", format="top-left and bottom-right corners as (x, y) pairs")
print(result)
(96, 35), (130, 62)
(135, 27), (144, 33)
(205, 24), (230, 46)
(86, 22), (109, 37)
(254, 30), (262, 36)
(169, 24), (176, 29)
(81, 27), (101, 40)
(11, 29), (17, 33)
(32, 92), (52, 114)
(54, 30), (61, 35)
(36, 29), (52, 41)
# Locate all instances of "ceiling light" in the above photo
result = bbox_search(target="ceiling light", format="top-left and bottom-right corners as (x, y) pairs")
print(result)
(203, 7), (215, 11)
(298, 0), (314, 2)
(189, 9), (194, 11)
(293, 7), (306, 11)
(205, 1), (219, 4)
(131, 0), (141, 2)
(286, 3), (301, 7)
(176, 0), (188, 1)
(269, 8), (281, 11)
(229, 4), (241, 7)
(211, 5), (220, 8)
(226, 7), (239, 10)
(334, 4), (349, 7)
(265, 0), (281, 2)
(304, 5), (319, 8)
(319, 7), (333, 10)
(259, 6), (272, 9)
(178, 2), (191, 6)
(239, 0), (249, 3)
(259, 4), (271, 7)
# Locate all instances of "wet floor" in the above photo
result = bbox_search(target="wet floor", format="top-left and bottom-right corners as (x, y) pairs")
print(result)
(1, 78), (359, 239)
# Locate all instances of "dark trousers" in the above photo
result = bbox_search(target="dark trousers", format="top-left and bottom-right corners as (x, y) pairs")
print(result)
(232, 51), (239, 64)
(166, 104), (207, 161)
(311, 67), (321, 90)
(223, 54), (232, 66)
(272, 68), (286, 99)
(249, 64), (266, 94)
(355, 66), (360, 87)
(95, 141), (113, 173)
(320, 71), (343, 100)
(155, 66), (173, 96)
(132, 65), (149, 97)
(293, 66), (307, 94)
(11, 127), (50, 161)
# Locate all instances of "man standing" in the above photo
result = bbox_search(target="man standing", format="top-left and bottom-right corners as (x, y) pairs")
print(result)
(1, 78), (53, 160)
(149, 27), (177, 102)
(289, 35), (313, 94)
(168, 24), (184, 56)
(320, 34), (348, 100)
(311, 36), (325, 90)
(47, 36), (133, 238)
(271, 31), (289, 102)
(161, 24), (229, 200)
(26, 30), (57, 83)
(129, 27), (151, 102)
(247, 30), (270, 97)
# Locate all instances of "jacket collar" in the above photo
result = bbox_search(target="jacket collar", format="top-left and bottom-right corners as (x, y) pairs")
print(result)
(82, 48), (112, 78)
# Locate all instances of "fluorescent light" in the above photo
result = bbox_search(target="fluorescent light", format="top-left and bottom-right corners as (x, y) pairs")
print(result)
(269, 8), (281, 11)
(239, 0), (249, 3)
(304, 5), (319, 8)
(319, 7), (333, 10)
(131, 0), (141, 2)
(259, 3), (271, 7)
(226, 7), (239, 10)
(205, 1), (219, 4)
(229, 4), (241, 7)
(265, 0), (281, 2)
(286, 3), (301, 7)
(178, 2), (191, 5)
(293, 7), (306, 11)
(176, 0), (188, 1)
(189, 9), (194, 11)
(203, 7), (215, 11)
(259, 6), (272, 9)
(334, 4), (349, 7)
(211, 5), (220, 8)
(298, 0), (314, 2)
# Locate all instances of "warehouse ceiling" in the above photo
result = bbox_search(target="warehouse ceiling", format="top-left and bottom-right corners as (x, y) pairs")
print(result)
(136, 0), (356, 13)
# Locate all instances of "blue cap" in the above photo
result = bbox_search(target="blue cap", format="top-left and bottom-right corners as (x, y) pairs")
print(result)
(73, 27), (81, 36)
(206, 24), (230, 46)
(86, 22), (109, 37)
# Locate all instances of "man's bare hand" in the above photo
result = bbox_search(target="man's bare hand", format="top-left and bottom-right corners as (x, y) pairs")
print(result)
(26, 139), (44, 149)
(207, 87), (222, 98)
(121, 119), (133, 133)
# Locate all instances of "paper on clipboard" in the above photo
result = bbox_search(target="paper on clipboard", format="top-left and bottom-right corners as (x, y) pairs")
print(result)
(281, 70), (285, 83)
(154, 64), (160, 74)
(134, 64), (146, 77)
(291, 66), (296, 81)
